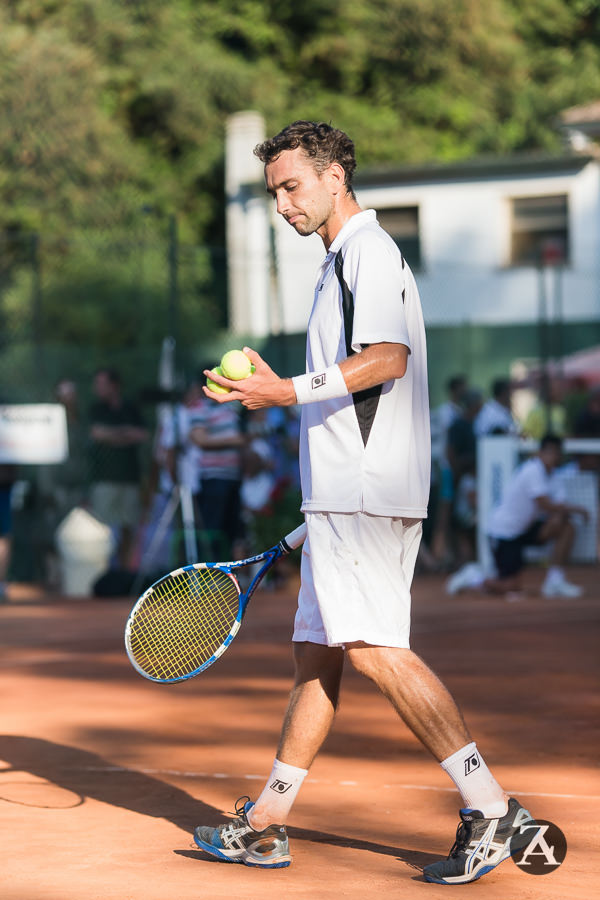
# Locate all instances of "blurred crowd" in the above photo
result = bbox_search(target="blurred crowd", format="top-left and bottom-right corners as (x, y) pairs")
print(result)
(0, 365), (301, 599)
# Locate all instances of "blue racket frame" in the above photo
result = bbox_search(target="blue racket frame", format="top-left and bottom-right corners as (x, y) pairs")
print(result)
(125, 522), (307, 683)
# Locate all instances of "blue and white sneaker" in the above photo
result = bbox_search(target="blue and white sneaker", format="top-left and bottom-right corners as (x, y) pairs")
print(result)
(194, 796), (291, 868)
(423, 797), (534, 884)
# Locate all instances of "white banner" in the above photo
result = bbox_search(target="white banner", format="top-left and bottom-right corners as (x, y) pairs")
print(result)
(0, 404), (69, 464)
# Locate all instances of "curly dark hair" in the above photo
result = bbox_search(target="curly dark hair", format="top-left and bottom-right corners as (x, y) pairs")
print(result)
(254, 121), (356, 195)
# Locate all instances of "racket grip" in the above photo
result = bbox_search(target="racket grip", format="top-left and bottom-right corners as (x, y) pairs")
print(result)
(282, 522), (307, 552)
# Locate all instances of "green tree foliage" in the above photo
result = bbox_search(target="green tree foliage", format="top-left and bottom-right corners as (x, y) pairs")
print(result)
(1, 0), (599, 349)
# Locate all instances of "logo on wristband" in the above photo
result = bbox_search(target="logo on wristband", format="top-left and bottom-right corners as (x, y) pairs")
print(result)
(311, 373), (327, 390)
(270, 779), (292, 794)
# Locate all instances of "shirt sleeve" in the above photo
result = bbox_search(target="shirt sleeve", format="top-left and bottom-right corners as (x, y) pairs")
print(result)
(341, 232), (411, 353)
(526, 461), (550, 500)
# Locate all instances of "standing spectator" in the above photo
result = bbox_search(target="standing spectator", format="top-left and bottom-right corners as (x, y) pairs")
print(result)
(446, 389), (483, 566)
(574, 385), (600, 438)
(189, 370), (246, 559)
(522, 379), (567, 440)
(0, 464), (17, 602)
(474, 378), (519, 438)
(88, 368), (149, 569)
(426, 374), (469, 569)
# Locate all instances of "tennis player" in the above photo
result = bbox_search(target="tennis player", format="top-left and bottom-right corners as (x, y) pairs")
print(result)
(196, 121), (533, 884)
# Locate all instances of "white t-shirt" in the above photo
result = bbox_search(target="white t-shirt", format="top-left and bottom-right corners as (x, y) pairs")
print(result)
(474, 399), (519, 437)
(298, 209), (431, 517)
(487, 456), (552, 540)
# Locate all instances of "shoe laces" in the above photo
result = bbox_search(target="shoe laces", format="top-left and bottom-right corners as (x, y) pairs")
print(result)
(233, 795), (252, 820)
(448, 820), (472, 858)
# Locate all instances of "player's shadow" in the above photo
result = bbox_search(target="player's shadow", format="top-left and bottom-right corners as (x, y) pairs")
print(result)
(0, 735), (434, 872)
(0, 734), (217, 832)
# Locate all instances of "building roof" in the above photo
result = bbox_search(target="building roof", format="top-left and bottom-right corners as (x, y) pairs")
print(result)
(559, 100), (600, 126)
(355, 152), (595, 188)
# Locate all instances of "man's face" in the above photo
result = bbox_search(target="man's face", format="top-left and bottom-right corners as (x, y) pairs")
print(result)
(265, 147), (335, 237)
(540, 443), (562, 471)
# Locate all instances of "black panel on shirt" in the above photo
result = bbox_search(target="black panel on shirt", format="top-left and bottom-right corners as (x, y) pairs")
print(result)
(334, 249), (382, 447)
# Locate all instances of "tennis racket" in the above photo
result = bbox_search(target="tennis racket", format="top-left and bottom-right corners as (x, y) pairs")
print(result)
(124, 522), (306, 684)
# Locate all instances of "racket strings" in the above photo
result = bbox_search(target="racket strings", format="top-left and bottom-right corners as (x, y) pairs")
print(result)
(127, 567), (241, 680)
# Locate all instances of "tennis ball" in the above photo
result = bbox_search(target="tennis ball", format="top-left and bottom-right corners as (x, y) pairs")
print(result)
(206, 366), (231, 394)
(221, 349), (252, 381)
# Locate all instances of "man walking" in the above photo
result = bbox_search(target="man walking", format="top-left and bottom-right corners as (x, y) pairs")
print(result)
(195, 121), (533, 884)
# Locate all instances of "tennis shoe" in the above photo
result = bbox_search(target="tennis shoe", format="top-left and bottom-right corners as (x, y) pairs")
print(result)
(445, 562), (484, 595)
(423, 797), (534, 884)
(541, 575), (583, 598)
(193, 796), (291, 868)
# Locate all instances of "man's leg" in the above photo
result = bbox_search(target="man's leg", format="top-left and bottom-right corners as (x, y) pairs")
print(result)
(193, 641), (344, 866)
(249, 641), (344, 828)
(345, 645), (475, 761)
(345, 644), (534, 885)
(537, 513), (582, 596)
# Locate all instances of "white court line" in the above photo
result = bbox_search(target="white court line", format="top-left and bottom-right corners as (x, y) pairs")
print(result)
(74, 767), (600, 801)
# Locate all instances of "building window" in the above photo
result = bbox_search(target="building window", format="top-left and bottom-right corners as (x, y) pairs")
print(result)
(510, 195), (569, 266)
(376, 206), (421, 270)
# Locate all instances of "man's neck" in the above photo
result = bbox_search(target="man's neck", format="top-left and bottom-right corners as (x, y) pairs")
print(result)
(318, 197), (362, 250)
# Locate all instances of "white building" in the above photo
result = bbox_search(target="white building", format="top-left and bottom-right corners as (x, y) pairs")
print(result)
(225, 109), (600, 396)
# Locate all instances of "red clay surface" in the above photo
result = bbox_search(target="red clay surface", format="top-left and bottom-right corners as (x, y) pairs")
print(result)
(1, 565), (599, 900)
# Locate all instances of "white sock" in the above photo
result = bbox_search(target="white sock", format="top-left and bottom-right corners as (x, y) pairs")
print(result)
(247, 758), (308, 830)
(441, 742), (508, 818)
(545, 566), (564, 582)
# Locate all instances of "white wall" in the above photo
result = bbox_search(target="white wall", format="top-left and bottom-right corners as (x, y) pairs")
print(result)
(356, 163), (600, 327)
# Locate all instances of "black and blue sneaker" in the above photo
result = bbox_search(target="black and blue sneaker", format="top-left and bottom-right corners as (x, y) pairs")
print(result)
(194, 796), (291, 868)
(423, 797), (535, 884)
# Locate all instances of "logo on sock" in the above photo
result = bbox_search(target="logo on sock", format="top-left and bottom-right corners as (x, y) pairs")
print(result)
(464, 752), (481, 776)
(270, 779), (292, 794)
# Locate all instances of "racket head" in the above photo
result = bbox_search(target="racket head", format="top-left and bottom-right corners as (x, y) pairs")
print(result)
(125, 564), (243, 683)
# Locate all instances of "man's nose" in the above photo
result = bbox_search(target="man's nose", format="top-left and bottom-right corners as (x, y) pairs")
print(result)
(275, 191), (289, 216)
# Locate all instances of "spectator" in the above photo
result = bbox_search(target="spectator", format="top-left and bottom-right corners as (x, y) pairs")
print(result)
(522, 379), (567, 440)
(447, 434), (588, 598)
(574, 385), (600, 438)
(88, 368), (149, 569)
(426, 374), (469, 569)
(0, 464), (17, 602)
(474, 378), (519, 438)
(446, 389), (483, 566)
(189, 369), (246, 559)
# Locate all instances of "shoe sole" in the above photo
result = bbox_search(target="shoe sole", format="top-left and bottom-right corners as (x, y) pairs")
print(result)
(423, 844), (519, 884)
(193, 834), (292, 868)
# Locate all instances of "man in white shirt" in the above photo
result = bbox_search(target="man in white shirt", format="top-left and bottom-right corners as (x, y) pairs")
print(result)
(194, 121), (534, 884)
(474, 378), (519, 438)
(487, 434), (588, 597)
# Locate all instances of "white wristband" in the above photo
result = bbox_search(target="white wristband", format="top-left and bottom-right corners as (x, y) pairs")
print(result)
(292, 364), (349, 405)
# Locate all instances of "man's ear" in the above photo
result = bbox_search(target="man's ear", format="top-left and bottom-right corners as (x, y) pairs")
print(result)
(326, 161), (346, 195)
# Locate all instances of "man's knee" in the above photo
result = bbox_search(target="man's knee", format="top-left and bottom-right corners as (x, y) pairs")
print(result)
(292, 641), (344, 682)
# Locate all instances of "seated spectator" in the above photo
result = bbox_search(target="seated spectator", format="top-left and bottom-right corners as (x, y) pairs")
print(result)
(447, 434), (589, 598)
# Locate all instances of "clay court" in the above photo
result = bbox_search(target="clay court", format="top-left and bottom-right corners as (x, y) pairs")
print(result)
(1, 565), (598, 900)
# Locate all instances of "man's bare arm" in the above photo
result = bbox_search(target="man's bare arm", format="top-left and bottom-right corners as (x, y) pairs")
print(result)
(202, 343), (409, 410)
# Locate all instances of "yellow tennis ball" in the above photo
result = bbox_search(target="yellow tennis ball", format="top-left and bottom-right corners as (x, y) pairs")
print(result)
(221, 349), (252, 381)
(206, 366), (231, 394)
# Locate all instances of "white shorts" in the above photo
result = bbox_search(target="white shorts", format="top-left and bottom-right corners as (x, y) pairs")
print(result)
(293, 511), (422, 648)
